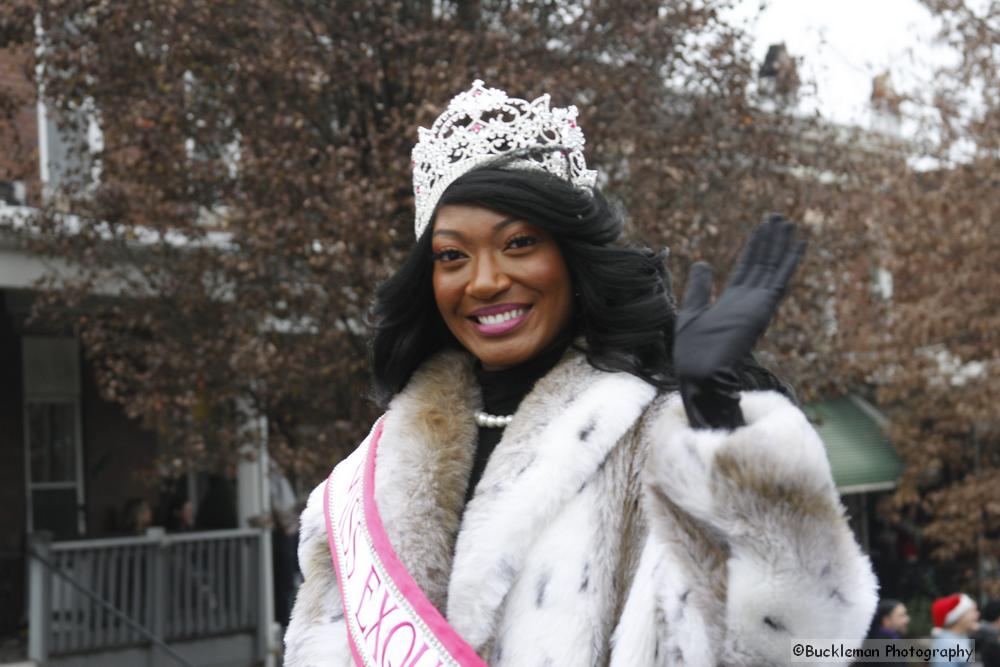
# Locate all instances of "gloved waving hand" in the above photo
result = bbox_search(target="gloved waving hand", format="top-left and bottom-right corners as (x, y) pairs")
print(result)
(673, 214), (807, 430)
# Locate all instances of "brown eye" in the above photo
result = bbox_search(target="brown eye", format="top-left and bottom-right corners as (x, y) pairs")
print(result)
(433, 249), (465, 263)
(505, 234), (538, 250)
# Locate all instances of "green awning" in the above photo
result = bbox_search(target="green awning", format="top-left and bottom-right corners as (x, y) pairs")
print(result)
(803, 395), (903, 495)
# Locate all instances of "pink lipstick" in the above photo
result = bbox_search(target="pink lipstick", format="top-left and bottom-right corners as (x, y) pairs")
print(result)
(469, 304), (531, 336)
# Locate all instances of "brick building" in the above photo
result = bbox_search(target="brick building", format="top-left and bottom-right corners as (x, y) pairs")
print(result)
(0, 45), (36, 206)
(1, 44), (177, 649)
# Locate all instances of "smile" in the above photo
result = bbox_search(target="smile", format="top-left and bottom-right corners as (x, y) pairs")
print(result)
(477, 308), (526, 325)
(469, 305), (532, 336)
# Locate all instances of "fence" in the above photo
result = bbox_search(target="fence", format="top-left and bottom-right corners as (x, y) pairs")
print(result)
(28, 527), (271, 666)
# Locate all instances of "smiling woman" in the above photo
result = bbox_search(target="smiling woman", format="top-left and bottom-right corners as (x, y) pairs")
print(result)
(367, 163), (692, 404)
(431, 204), (573, 371)
(285, 81), (877, 667)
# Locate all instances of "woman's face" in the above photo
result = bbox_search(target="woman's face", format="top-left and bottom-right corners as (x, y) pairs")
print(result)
(432, 204), (573, 371)
(884, 604), (910, 633)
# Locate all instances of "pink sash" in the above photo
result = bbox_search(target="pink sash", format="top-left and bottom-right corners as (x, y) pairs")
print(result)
(324, 417), (489, 667)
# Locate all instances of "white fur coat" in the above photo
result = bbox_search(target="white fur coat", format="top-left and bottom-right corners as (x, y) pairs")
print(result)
(284, 349), (877, 666)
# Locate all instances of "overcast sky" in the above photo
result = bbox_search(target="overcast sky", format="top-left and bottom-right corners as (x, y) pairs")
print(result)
(725, 0), (958, 130)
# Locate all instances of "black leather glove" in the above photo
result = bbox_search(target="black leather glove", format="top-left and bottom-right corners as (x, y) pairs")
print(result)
(673, 214), (806, 430)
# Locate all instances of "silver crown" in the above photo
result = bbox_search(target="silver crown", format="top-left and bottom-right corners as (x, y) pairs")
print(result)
(411, 80), (598, 238)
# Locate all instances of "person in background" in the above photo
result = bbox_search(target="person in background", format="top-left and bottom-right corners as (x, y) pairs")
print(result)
(121, 497), (153, 535)
(270, 461), (300, 628)
(931, 593), (979, 666)
(971, 599), (1000, 667)
(861, 598), (910, 667)
(166, 496), (196, 532)
(871, 598), (911, 640)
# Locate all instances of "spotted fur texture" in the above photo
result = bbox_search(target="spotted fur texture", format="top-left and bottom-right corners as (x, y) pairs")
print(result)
(285, 349), (877, 666)
(282, 480), (353, 667)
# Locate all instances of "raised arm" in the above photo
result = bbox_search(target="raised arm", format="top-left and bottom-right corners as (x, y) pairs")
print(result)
(611, 216), (877, 666)
(673, 214), (806, 430)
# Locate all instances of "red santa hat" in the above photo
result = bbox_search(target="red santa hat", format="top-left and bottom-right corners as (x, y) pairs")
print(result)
(932, 593), (976, 628)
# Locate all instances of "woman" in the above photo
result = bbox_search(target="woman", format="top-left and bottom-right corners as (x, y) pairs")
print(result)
(285, 81), (877, 666)
(869, 599), (909, 641)
(859, 599), (910, 667)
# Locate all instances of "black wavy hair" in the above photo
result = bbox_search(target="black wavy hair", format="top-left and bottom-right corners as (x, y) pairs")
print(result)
(869, 599), (904, 635)
(369, 166), (791, 405)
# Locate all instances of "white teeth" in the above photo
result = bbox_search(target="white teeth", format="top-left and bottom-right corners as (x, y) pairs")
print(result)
(477, 308), (526, 325)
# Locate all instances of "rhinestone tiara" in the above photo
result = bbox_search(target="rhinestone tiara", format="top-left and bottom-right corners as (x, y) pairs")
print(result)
(411, 80), (598, 239)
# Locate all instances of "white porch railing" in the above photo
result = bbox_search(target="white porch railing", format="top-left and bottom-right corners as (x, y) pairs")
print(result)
(28, 527), (271, 666)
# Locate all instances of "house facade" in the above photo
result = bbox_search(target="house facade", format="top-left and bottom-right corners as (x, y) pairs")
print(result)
(1, 44), (278, 666)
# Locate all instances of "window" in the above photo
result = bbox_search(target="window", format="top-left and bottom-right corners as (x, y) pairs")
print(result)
(35, 13), (102, 203)
(22, 336), (85, 538)
(28, 401), (78, 483)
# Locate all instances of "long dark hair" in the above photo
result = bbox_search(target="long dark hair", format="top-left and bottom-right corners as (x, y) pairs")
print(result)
(369, 166), (791, 404)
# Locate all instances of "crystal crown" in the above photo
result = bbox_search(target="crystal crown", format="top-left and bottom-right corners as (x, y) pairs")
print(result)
(411, 80), (598, 238)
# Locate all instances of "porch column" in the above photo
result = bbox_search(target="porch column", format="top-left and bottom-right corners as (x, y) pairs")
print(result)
(235, 401), (277, 667)
(236, 407), (270, 529)
(27, 531), (53, 664)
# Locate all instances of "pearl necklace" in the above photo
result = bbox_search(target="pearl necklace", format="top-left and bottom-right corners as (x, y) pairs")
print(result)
(474, 410), (514, 428)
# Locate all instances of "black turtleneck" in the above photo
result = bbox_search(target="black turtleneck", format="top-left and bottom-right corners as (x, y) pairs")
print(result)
(466, 334), (572, 503)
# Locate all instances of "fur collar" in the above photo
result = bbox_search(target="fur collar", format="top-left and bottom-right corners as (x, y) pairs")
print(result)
(371, 346), (657, 651)
(373, 349), (479, 614)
